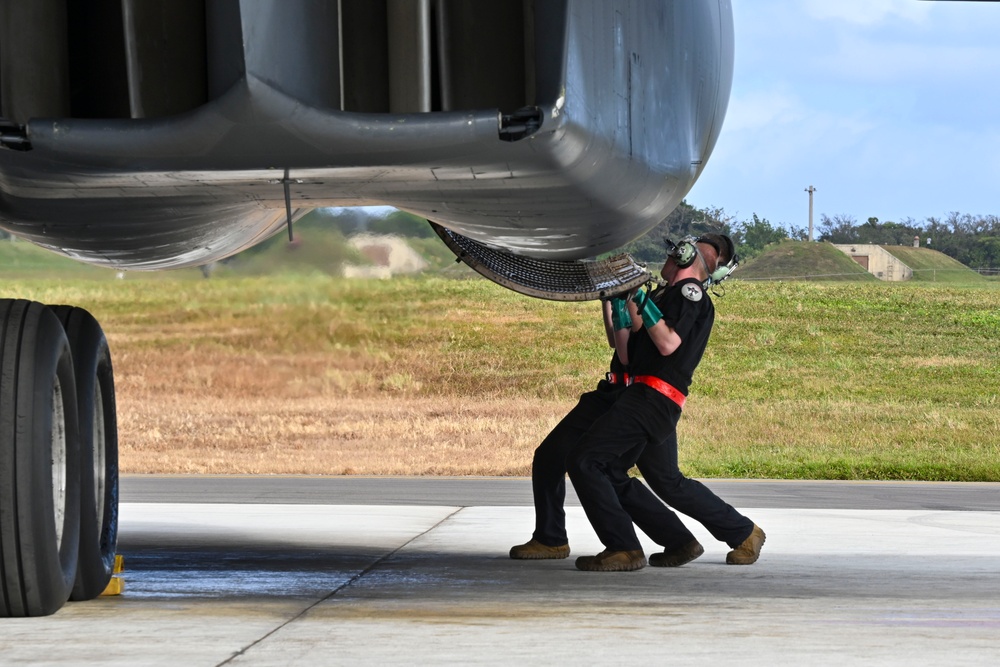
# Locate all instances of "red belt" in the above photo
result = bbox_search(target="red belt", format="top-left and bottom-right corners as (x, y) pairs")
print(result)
(605, 372), (631, 386)
(633, 375), (686, 409)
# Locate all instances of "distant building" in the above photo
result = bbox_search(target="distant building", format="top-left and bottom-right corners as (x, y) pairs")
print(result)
(343, 234), (428, 278)
(833, 244), (913, 282)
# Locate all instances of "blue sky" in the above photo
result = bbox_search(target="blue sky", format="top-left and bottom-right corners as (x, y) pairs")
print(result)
(684, 0), (1000, 231)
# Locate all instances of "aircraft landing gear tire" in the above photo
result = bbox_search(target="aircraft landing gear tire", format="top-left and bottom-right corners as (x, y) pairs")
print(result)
(0, 300), (81, 617)
(50, 306), (119, 602)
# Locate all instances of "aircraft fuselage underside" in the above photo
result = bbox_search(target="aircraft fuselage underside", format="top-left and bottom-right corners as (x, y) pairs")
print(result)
(0, 0), (733, 269)
(0, 0), (734, 619)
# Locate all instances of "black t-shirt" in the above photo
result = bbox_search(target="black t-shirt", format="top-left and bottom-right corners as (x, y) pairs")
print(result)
(595, 348), (629, 392)
(628, 277), (715, 395)
(609, 351), (626, 375)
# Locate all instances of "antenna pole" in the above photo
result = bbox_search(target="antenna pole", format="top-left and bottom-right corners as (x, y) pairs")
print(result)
(805, 185), (817, 241)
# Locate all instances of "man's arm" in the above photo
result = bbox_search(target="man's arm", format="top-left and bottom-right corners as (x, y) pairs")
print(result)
(627, 297), (643, 333)
(643, 320), (682, 356)
(602, 299), (616, 349)
(613, 327), (631, 365)
(605, 297), (632, 365)
(631, 288), (682, 356)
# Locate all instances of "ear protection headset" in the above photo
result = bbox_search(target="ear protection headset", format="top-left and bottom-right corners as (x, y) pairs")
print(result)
(664, 237), (701, 269)
(665, 235), (740, 287)
(703, 234), (739, 285)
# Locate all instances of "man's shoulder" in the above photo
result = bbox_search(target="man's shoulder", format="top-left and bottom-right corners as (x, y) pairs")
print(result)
(678, 280), (705, 303)
(662, 277), (708, 304)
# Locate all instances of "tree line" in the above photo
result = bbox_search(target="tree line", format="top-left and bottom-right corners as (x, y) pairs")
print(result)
(619, 202), (999, 269)
(818, 212), (1000, 269)
(4, 204), (997, 270)
(617, 202), (803, 264)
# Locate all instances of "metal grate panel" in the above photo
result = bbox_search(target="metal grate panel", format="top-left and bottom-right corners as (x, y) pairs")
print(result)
(433, 223), (653, 301)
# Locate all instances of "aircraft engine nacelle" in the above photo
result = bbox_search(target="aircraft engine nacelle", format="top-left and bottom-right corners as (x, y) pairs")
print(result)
(0, 0), (733, 272)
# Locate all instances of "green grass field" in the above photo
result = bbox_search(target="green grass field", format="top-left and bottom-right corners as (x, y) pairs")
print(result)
(737, 239), (991, 286)
(0, 238), (120, 278)
(736, 240), (875, 281)
(884, 245), (988, 283)
(3, 271), (998, 481)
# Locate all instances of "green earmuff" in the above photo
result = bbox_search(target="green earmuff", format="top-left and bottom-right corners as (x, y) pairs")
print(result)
(669, 237), (700, 268)
(666, 234), (739, 286)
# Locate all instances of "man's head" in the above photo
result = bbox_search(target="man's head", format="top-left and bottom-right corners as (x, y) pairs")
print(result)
(659, 254), (679, 282)
(697, 233), (738, 285)
(661, 234), (738, 286)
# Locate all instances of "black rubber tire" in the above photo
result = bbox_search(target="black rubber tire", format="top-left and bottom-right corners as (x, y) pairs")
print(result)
(50, 306), (119, 602)
(0, 299), (81, 617)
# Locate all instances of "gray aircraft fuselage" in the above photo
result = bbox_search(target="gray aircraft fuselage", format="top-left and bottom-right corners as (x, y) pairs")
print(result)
(0, 0), (733, 271)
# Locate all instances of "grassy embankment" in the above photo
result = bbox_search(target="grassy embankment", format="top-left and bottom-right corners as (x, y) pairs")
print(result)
(887, 245), (989, 283)
(736, 240), (875, 282)
(736, 239), (994, 283)
(3, 271), (998, 480)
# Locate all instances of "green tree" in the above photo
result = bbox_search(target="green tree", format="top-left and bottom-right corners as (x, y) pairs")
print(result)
(818, 214), (858, 242)
(617, 201), (734, 262)
(730, 214), (793, 261)
(819, 214), (921, 247)
(924, 213), (1000, 268)
(368, 210), (436, 238)
(324, 207), (371, 236)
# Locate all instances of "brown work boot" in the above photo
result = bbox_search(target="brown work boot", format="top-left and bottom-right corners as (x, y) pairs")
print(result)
(575, 549), (646, 572)
(726, 524), (766, 565)
(649, 539), (704, 567)
(509, 539), (570, 560)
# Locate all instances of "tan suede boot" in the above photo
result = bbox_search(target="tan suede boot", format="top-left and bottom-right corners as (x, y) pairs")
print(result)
(575, 549), (646, 572)
(509, 539), (570, 560)
(649, 540), (705, 567)
(726, 524), (766, 565)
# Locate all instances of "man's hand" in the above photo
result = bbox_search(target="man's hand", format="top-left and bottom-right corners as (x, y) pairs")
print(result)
(609, 296), (632, 330)
(631, 285), (663, 328)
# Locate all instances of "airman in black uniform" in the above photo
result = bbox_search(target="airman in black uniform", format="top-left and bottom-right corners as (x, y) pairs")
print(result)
(510, 300), (699, 559)
(567, 234), (765, 571)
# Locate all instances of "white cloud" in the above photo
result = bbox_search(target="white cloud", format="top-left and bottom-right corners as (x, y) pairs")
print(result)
(697, 86), (877, 220)
(721, 87), (874, 151)
(723, 88), (806, 133)
(816, 35), (1000, 89)
(689, 0), (1000, 224)
(802, 0), (932, 26)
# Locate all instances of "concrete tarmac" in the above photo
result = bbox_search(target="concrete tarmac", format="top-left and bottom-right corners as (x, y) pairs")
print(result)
(1, 477), (999, 666)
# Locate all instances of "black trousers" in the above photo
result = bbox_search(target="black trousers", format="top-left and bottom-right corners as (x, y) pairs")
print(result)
(531, 383), (707, 551)
(565, 384), (754, 552)
(530, 385), (627, 546)
(636, 426), (754, 548)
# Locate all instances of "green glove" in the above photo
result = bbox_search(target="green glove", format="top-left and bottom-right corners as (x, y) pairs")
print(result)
(632, 287), (663, 328)
(610, 296), (632, 330)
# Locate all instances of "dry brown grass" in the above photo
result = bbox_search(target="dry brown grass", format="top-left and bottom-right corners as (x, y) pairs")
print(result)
(119, 394), (560, 475)
(7, 274), (999, 480)
(114, 345), (570, 475)
(81, 275), (610, 475)
(120, 396), (565, 475)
